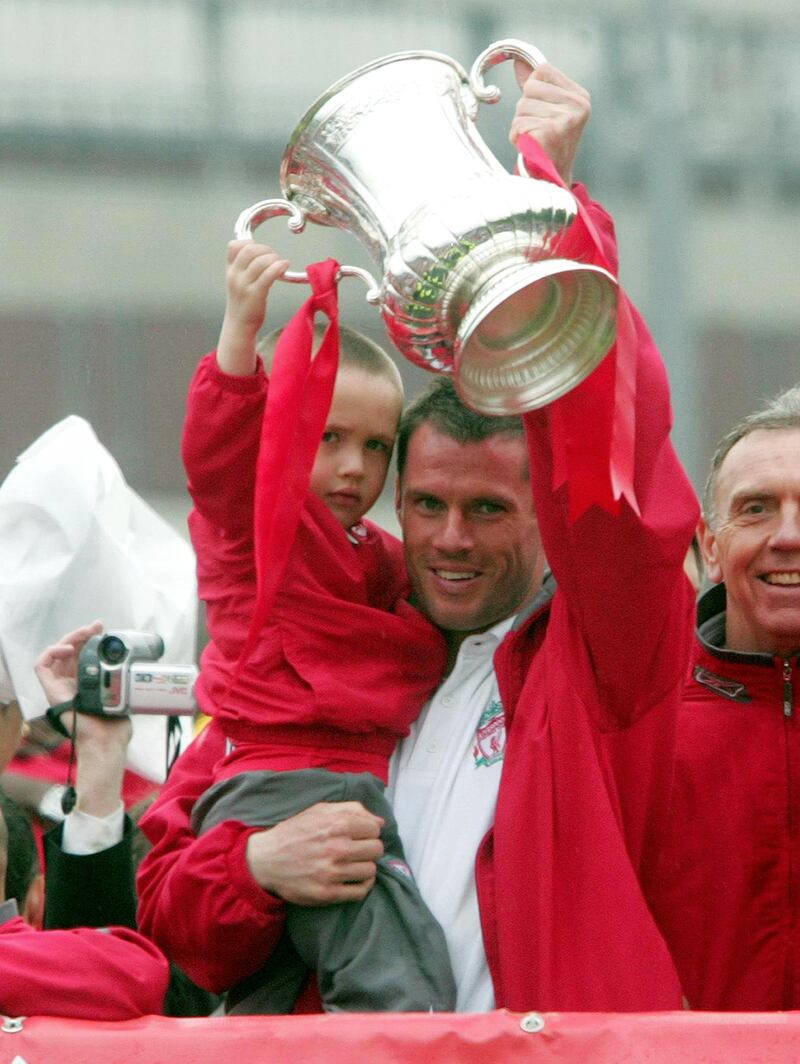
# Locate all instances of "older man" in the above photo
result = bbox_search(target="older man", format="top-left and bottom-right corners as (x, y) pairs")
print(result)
(649, 385), (800, 1010)
(135, 59), (699, 1013)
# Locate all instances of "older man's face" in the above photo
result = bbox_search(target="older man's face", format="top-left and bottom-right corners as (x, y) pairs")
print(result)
(701, 428), (800, 655)
(396, 424), (544, 639)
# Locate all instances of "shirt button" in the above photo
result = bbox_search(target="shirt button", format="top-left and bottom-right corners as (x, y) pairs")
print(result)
(426, 741), (439, 753)
(442, 696), (453, 706)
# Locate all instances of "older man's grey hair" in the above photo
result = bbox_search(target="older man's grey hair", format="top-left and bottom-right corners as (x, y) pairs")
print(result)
(703, 384), (800, 527)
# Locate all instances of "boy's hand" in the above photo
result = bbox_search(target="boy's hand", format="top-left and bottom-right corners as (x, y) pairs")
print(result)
(216, 240), (289, 376)
(509, 61), (591, 187)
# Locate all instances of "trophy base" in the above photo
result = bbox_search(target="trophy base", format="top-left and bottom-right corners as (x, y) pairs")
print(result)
(454, 258), (618, 416)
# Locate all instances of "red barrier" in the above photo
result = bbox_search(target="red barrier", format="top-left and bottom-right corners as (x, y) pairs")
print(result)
(3, 1009), (800, 1064)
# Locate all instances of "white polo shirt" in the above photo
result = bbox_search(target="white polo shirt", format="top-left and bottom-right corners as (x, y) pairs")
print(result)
(388, 615), (514, 1012)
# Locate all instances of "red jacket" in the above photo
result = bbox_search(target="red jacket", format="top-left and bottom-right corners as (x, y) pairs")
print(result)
(648, 583), (800, 1010)
(0, 908), (169, 1019)
(137, 184), (699, 1011)
(184, 354), (446, 779)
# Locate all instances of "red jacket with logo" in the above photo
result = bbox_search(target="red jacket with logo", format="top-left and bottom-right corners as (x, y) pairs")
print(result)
(137, 183), (699, 1011)
(648, 583), (800, 1009)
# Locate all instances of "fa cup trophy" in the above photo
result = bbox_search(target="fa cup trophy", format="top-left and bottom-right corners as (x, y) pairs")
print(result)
(235, 40), (617, 415)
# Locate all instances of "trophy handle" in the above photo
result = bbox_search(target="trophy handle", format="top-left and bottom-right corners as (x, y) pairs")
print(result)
(468, 39), (547, 105)
(234, 199), (381, 305)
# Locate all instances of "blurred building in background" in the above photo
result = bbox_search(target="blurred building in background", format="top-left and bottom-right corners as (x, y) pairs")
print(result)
(1, 0), (798, 531)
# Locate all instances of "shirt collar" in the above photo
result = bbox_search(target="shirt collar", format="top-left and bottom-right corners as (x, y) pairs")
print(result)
(455, 614), (516, 660)
(697, 582), (798, 665)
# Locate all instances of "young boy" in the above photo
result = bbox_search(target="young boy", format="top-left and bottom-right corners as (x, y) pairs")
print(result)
(184, 240), (455, 1013)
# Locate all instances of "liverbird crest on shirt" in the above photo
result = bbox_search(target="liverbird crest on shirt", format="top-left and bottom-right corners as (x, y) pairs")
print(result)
(472, 699), (506, 768)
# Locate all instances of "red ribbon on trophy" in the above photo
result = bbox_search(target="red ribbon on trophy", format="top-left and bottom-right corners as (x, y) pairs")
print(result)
(518, 133), (640, 521)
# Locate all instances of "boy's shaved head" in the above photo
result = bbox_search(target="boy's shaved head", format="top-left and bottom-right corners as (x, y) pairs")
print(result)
(257, 324), (404, 400)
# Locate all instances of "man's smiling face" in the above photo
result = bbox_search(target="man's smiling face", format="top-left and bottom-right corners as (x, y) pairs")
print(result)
(701, 428), (800, 656)
(396, 423), (544, 645)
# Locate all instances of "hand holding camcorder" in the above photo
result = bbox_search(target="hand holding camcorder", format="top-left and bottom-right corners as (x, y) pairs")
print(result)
(77, 630), (197, 717)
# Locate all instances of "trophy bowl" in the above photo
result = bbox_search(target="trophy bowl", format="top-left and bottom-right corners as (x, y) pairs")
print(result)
(236, 40), (617, 415)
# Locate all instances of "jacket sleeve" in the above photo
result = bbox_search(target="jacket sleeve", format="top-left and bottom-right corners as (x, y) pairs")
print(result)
(522, 189), (699, 730)
(136, 723), (287, 993)
(182, 351), (268, 537)
(0, 916), (169, 1019)
(43, 818), (137, 930)
(44, 816), (222, 1016)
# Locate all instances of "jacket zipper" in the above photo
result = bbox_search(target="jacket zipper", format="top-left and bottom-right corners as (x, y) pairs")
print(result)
(785, 659), (794, 718)
(783, 658), (797, 1007)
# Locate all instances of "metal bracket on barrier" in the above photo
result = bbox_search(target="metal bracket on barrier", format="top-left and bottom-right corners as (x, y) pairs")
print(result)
(1, 1016), (25, 1034)
(520, 1012), (545, 1033)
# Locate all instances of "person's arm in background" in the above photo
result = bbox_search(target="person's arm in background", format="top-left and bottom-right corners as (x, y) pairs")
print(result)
(30, 625), (222, 1014)
(0, 639), (170, 1020)
(28, 622), (137, 929)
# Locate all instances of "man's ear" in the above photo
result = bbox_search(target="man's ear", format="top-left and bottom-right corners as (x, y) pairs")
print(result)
(394, 476), (402, 523)
(21, 871), (44, 929)
(698, 516), (723, 585)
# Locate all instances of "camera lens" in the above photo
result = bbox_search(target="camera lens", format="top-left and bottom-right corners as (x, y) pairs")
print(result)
(99, 635), (127, 665)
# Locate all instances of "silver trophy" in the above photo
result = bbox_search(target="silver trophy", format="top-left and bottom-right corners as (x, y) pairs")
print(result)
(236, 40), (616, 415)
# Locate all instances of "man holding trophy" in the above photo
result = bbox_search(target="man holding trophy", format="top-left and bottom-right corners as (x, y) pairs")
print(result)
(136, 54), (699, 1014)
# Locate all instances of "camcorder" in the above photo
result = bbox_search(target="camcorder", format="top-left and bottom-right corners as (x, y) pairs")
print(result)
(77, 630), (198, 717)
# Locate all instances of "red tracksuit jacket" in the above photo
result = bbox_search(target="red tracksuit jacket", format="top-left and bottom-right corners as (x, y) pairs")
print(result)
(649, 582), (800, 1009)
(1, 909), (169, 1019)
